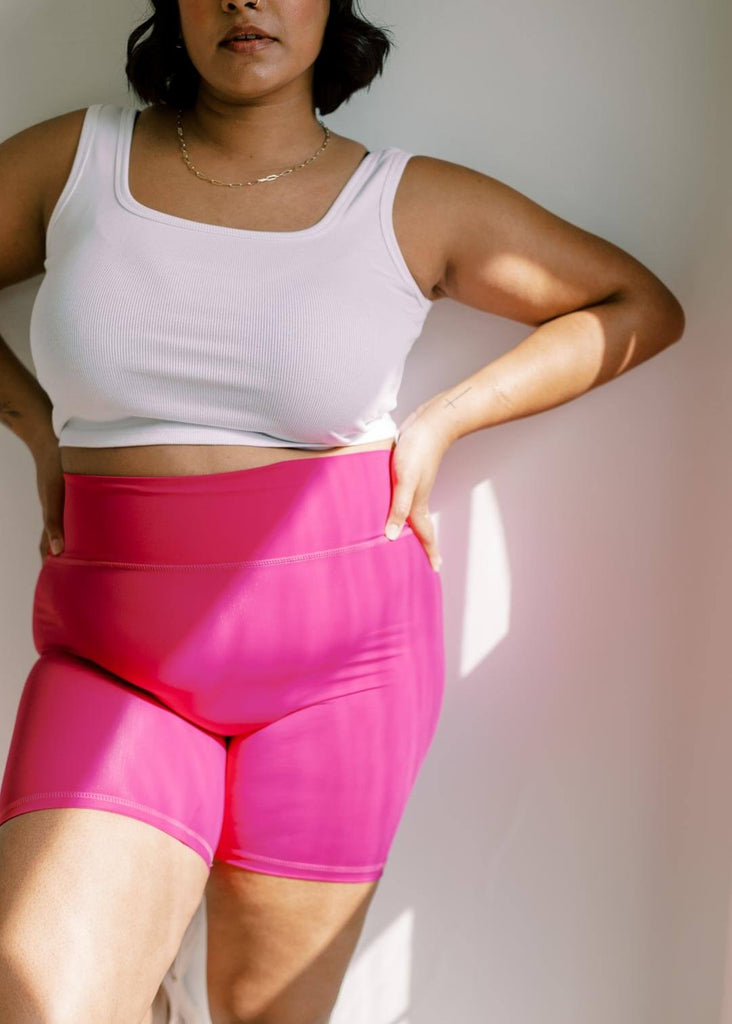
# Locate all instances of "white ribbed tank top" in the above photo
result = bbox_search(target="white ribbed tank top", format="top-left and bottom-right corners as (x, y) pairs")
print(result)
(29, 103), (434, 449)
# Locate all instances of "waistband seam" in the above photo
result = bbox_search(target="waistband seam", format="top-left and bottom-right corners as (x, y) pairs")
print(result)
(46, 526), (414, 570)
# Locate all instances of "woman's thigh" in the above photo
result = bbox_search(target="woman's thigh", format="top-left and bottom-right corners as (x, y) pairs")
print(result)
(0, 645), (226, 1023)
(205, 863), (380, 1024)
(0, 805), (209, 1024)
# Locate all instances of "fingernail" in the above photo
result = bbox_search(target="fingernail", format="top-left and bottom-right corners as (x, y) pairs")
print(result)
(385, 523), (402, 540)
(432, 557), (442, 572)
(50, 538), (63, 555)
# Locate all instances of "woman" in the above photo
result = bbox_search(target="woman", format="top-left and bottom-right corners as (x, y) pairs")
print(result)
(0, 0), (685, 1021)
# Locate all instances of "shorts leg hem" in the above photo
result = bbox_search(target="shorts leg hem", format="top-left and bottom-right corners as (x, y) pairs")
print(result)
(213, 851), (385, 884)
(0, 793), (214, 869)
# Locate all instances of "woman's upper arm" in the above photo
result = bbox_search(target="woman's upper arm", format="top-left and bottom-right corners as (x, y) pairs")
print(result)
(416, 155), (684, 329)
(0, 108), (88, 293)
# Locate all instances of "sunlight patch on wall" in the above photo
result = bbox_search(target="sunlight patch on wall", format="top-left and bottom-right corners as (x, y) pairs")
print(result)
(331, 907), (415, 1024)
(461, 479), (511, 677)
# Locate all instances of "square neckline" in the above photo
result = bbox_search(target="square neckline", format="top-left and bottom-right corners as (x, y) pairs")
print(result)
(113, 106), (380, 239)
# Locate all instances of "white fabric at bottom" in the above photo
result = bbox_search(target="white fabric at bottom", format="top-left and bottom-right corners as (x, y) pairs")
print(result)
(154, 898), (212, 1024)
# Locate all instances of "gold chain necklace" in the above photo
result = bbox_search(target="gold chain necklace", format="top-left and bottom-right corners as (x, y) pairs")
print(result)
(175, 109), (331, 188)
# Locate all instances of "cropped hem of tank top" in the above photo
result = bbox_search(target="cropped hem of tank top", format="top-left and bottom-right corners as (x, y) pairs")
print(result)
(30, 103), (434, 449)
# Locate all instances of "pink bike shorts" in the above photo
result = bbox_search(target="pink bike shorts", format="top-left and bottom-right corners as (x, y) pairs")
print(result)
(0, 448), (445, 883)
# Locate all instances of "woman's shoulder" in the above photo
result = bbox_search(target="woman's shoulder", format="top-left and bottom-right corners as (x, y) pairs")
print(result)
(0, 106), (96, 288)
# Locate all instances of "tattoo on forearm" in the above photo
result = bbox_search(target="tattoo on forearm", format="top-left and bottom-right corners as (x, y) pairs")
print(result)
(404, 386), (473, 434)
(0, 401), (21, 429)
(442, 387), (472, 411)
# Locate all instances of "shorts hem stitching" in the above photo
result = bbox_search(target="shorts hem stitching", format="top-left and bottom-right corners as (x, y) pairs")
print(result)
(0, 791), (214, 860)
(216, 847), (385, 874)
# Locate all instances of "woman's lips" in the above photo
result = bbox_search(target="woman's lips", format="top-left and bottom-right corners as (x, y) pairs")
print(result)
(221, 37), (276, 54)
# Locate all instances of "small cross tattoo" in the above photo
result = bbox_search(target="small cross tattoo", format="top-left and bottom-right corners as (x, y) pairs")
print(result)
(0, 401), (21, 426)
(443, 386), (472, 410)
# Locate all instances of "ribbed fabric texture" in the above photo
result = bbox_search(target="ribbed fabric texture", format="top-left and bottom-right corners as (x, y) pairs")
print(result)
(29, 103), (434, 449)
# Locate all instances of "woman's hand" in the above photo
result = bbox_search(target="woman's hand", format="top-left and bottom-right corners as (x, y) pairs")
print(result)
(384, 397), (454, 573)
(34, 444), (66, 562)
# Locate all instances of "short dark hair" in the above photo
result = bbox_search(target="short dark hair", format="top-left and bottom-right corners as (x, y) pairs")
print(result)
(125, 0), (395, 116)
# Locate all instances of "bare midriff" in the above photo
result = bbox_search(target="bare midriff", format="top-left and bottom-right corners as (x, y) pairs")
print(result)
(59, 436), (396, 477)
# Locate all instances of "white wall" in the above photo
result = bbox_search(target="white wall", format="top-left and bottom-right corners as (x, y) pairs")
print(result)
(1, 1), (728, 1022)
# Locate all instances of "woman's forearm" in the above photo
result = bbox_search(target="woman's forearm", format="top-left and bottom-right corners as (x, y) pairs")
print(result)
(415, 288), (686, 447)
(0, 333), (56, 457)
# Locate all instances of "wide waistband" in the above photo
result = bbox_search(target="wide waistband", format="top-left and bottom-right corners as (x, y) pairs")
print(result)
(58, 448), (409, 565)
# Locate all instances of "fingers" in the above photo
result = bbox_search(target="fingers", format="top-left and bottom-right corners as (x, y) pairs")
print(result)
(384, 491), (411, 540)
(40, 523), (64, 561)
(384, 480), (441, 572)
(408, 507), (442, 572)
(38, 469), (65, 558)
(47, 532), (64, 555)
